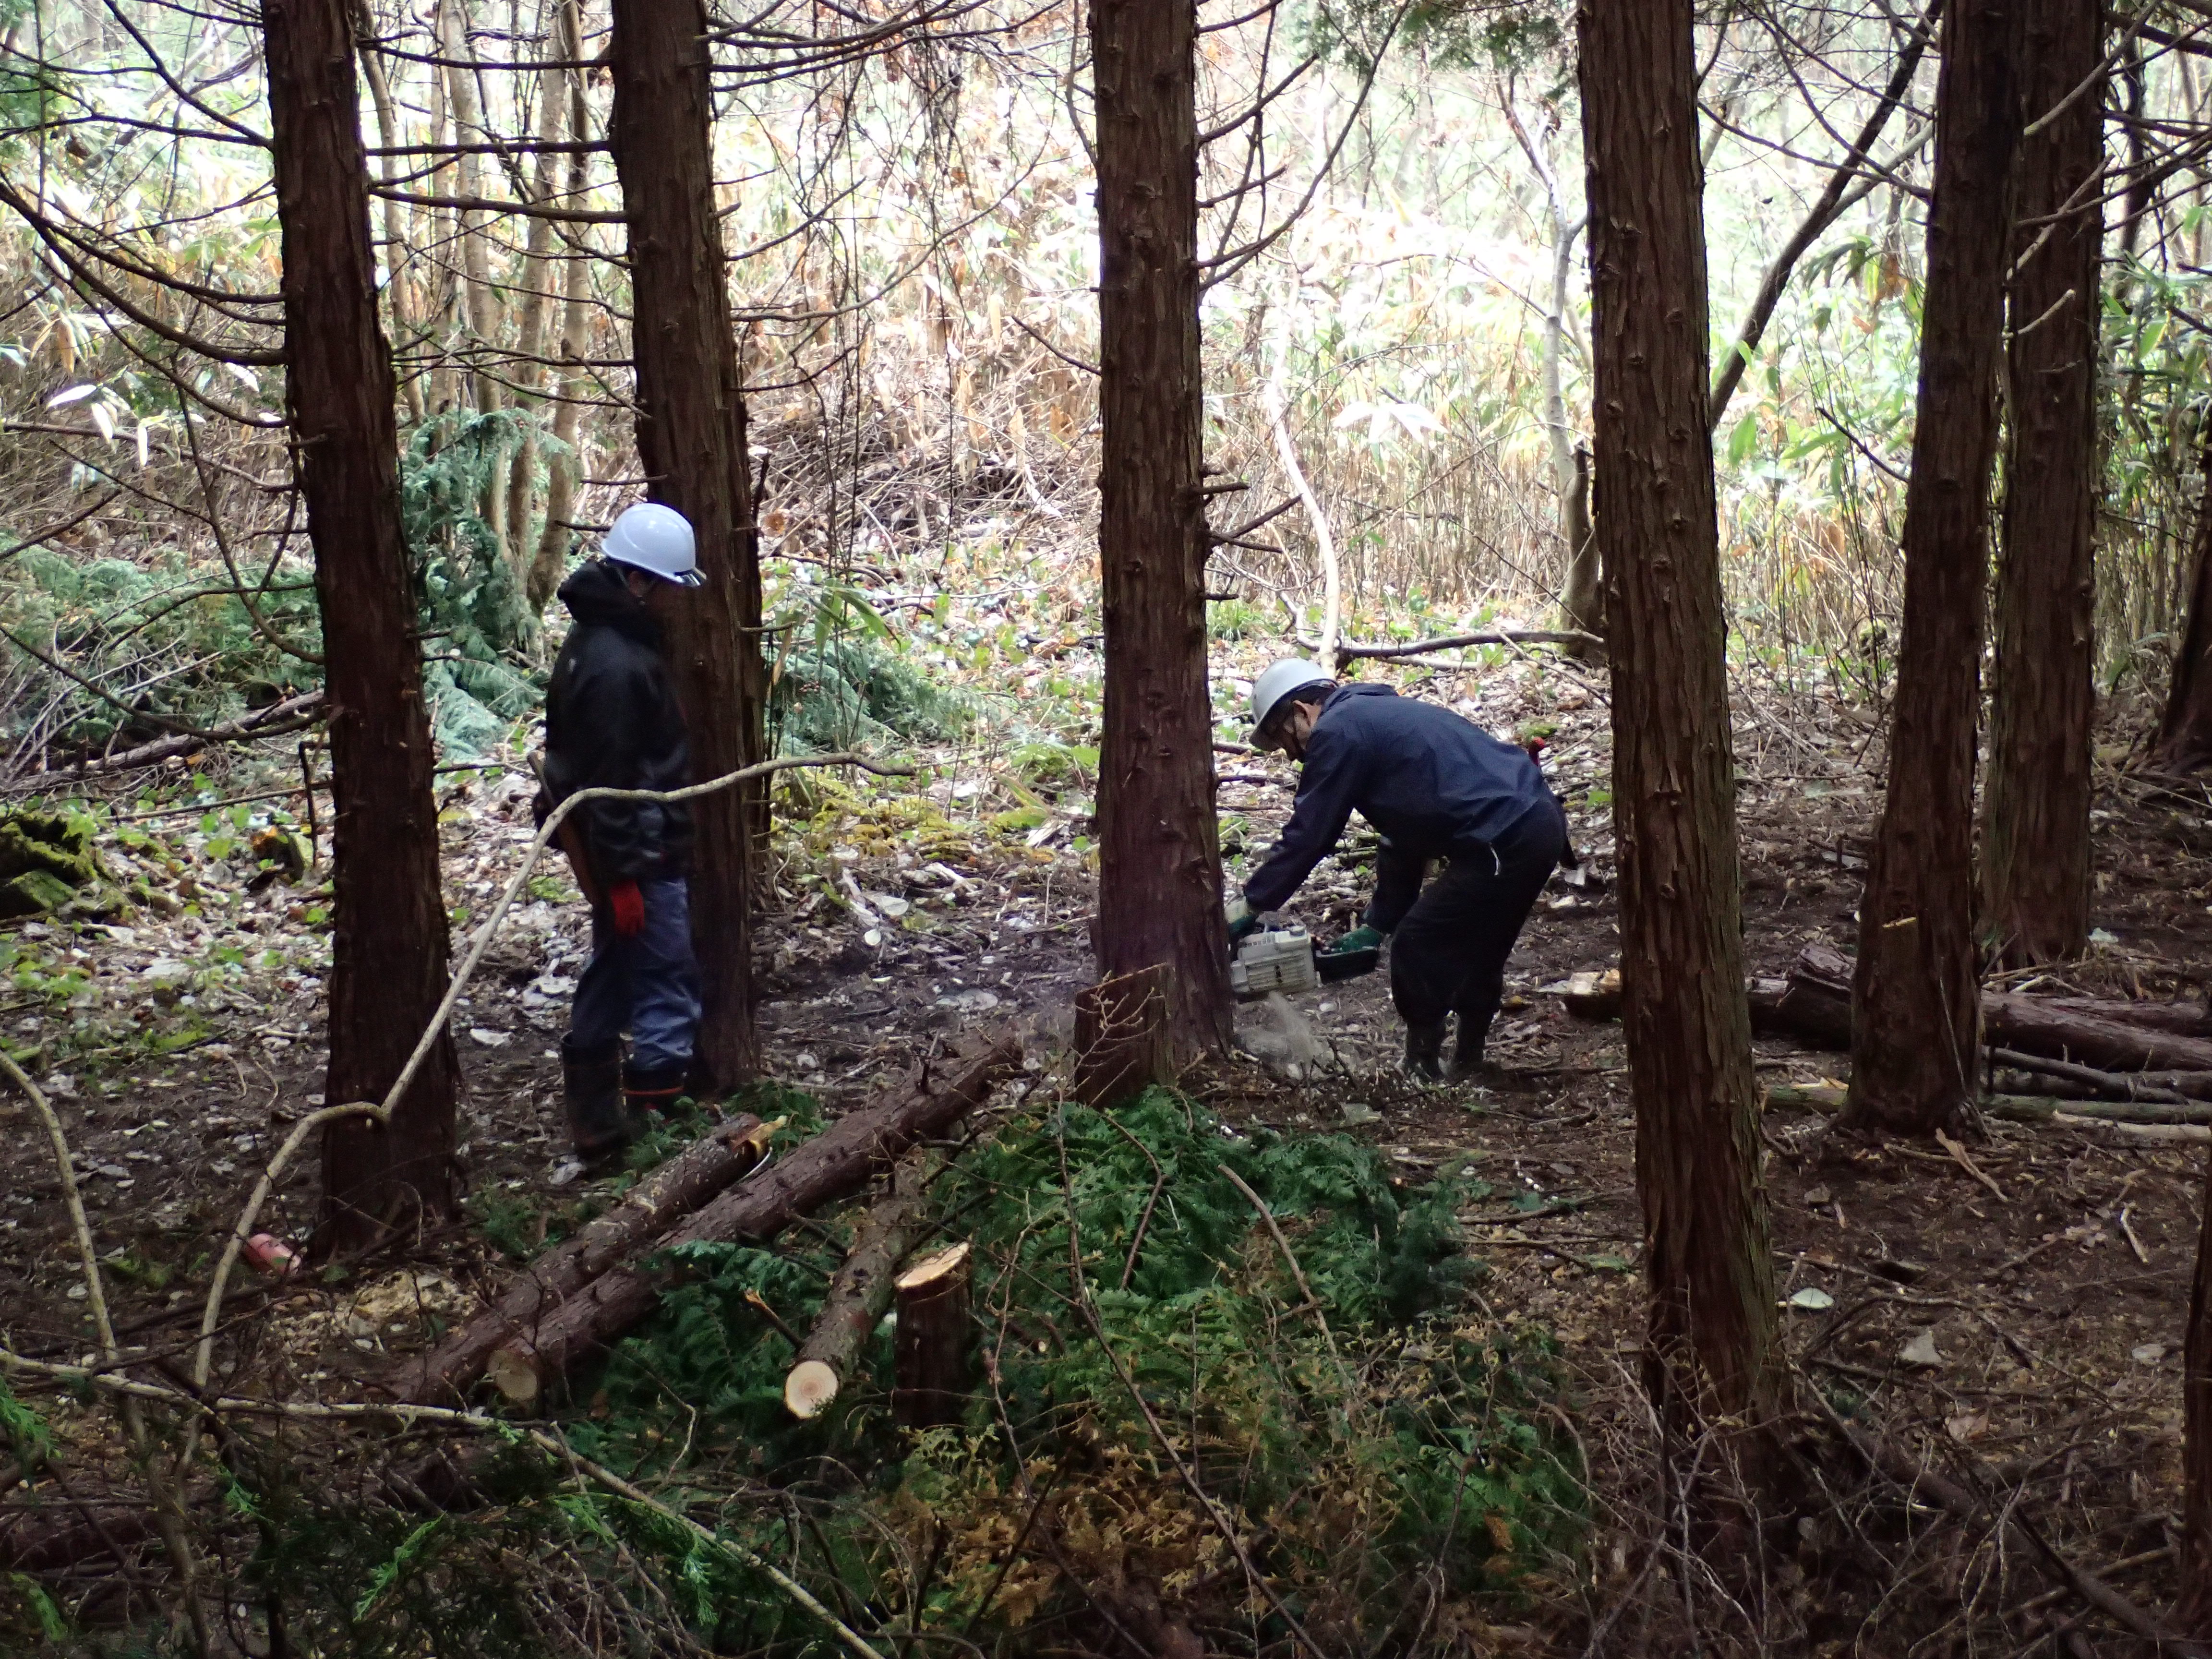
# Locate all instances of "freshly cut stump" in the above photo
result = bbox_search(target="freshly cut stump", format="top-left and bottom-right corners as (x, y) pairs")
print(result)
(892, 1242), (973, 1429)
(783, 1148), (937, 1420)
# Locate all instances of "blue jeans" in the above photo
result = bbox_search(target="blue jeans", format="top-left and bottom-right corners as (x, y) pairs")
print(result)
(569, 877), (701, 1076)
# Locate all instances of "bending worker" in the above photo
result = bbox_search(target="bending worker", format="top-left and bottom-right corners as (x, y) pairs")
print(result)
(1226, 661), (1565, 1082)
(538, 502), (706, 1169)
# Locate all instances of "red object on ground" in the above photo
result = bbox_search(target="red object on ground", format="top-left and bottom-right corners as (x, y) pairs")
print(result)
(244, 1233), (299, 1275)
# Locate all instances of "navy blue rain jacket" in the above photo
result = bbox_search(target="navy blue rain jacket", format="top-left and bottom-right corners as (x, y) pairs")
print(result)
(1242, 683), (1554, 914)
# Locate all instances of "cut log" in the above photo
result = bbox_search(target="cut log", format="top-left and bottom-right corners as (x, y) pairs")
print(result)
(892, 1241), (973, 1429)
(484, 1033), (1020, 1407)
(1765, 1081), (2212, 1127)
(386, 1112), (770, 1404)
(783, 1147), (939, 1420)
(1073, 963), (1173, 1107)
(1560, 943), (2212, 1074)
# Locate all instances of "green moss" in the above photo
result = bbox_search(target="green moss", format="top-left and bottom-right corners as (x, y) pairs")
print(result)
(1, 868), (77, 918)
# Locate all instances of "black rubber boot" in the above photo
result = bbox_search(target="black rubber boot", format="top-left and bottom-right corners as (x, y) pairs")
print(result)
(623, 1062), (689, 1118)
(1449, 1013), (1496, 1082)
(562, 1035), (630, 1167)
(1403, 1021), (1447, 1084)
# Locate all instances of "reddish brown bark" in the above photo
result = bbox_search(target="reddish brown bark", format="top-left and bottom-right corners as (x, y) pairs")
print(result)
(1845, 0), (2020, 1139)
(1578, 0), (1783, 1441)
(265, 0), (460, 1254)
(1090, 0), (1233, 1058)
(2155, 437), (2212, 771)
(1981, 0), (2102, 968)
(2185, 1151), (2212, 1635)
(607, 0), (764, 1088)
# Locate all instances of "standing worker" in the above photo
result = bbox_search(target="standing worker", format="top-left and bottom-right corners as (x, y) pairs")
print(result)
(538, 503), (705, 1170)
(1226, 661), (1565, 1082)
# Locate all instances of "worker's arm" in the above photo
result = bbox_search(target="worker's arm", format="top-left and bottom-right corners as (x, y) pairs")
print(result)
(1242, 722), (1364, 914)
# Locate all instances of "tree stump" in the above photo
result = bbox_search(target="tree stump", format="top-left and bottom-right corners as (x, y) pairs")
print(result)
(892, 1242), (972, 1429)
(1073, 963), (1173, 1108)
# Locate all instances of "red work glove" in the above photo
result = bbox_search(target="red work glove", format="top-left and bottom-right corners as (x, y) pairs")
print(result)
(607, 879), (646, 937)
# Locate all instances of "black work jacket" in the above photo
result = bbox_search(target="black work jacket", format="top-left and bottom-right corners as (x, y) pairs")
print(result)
(1243, 683), (1553, 913)
(540, 561), (693, 883)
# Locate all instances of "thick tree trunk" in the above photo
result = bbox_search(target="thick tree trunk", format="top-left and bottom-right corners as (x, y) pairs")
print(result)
(607, 0), (765, 1087)
(483, 1035), (1019, 1407)
(2156, 434), (2212, 770)
(389, 1114), (768, 1405)
(1578, 0), (1784, 1449)
(265, 0), (461, 1255)
(1844, 0), (2020, 1139)
(1091, 0), (1233, 1058)
(2185, 1150), (2212, 1636)
(1982, 0), (2102, 968)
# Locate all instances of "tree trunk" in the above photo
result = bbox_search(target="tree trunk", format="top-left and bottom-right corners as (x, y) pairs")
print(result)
(264, 0), (461, 1254)
(2184, 1149), (2212, 1637)
(892, 1242), (973, 1429)
(528, 0), (592, 614)
(1091, 0), (1233, 1058)
(1844, 0), (2020, 1140)
(1072, 962), (1174, 1108)
(484, 1035), (1019, 1407)
(2155, 432), (2212, 770)
(1981, 0), (2101, 968)
(389, 1113), (768, 1405)
(607, 0), (766, 1087)
(1578, 0), (1785, 1452)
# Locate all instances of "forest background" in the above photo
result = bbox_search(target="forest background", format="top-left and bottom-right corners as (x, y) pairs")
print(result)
(5, 0), (2212, 1654)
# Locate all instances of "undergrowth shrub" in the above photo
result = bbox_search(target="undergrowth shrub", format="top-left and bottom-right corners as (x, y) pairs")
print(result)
(241, 1088), (1584, 1658)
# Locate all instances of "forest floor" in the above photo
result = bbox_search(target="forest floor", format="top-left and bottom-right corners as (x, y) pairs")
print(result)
(4, 623), (2210, 1651)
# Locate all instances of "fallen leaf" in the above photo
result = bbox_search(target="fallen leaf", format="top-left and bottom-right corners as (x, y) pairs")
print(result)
(1787, 1287), (1835, 1311)
(1900, 1328), (1944, 1368)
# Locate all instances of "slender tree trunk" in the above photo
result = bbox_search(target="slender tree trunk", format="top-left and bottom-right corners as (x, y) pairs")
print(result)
(528, 0), (591, 613)
(264, 0), (460, 1254)
(607, 0), (763, 1086)
(2155, 433), (2212, 770)
(499, 0), (572, 613)
(1981, 0), (2101, 968)
(1091, 0), (1233, 1058)
(1843, 0), (2020, 1140)
(349, 0), (424, 426)
(1578, 0), (1784, 1459)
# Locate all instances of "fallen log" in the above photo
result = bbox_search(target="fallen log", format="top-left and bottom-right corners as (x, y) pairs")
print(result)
(1765, 1081), (2212, 1130)
(483, 1034), (1021, 1408)
(387, 1113), (771, 1405)
(784, 1148), (938, 1420)
(1785, 942), (2212, 1073)
(1989, 1046), (2196, 1105)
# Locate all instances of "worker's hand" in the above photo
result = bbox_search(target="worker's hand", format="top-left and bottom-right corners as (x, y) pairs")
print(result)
(1225, 894), (1260, 945)
(607, 879), (646, 938)
(1323, 924), (1387, 958)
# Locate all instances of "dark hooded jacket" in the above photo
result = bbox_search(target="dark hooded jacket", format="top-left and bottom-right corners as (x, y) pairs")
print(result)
(540, 560), (693, 883)
(1243, 683), (1555, 914)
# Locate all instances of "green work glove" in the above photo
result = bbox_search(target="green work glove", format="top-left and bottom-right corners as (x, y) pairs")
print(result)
(1225, 894), (1260, 945)
(1322, 924), (1387, 958)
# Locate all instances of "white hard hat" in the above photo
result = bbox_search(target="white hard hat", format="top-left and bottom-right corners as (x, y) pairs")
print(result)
(603, 502), (704, 588)
(1250, 659), (1333, 741)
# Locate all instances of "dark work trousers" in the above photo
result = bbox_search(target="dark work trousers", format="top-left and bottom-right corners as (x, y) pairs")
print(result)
(1387, 798), (1564, 1050)
(569, 877), (702, 1075)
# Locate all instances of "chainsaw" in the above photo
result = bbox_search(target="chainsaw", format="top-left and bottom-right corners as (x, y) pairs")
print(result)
(1229, 928), (1382, 1000)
